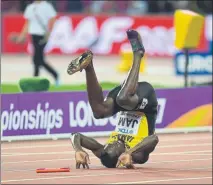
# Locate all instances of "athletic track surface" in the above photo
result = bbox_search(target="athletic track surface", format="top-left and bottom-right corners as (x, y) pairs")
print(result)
(1, 132), (212, 184)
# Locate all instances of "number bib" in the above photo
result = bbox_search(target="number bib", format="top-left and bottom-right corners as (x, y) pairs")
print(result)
(115, 111), (143, 136)
(107, 111), (149, 149)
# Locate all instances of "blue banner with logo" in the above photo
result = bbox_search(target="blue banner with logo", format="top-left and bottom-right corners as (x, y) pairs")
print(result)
(174, 15), (212, 76)
(174, 52), (212, 76)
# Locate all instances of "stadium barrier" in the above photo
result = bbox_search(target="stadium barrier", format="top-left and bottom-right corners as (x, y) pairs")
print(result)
(1, 86), (212, 142)
(2, 14), (211, 57)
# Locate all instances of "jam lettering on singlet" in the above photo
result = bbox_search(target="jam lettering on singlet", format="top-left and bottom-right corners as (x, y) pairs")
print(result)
(118, 117), (139, 128)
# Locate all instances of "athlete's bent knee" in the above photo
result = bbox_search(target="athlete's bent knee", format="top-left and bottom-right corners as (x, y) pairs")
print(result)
(134, 153), (149, 164)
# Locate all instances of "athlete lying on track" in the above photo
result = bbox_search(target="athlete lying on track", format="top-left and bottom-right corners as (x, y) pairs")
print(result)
(67, 29), (159, 169)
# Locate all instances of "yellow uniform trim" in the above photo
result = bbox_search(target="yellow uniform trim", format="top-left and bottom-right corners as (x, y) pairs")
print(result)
(107, 113), (149, 149)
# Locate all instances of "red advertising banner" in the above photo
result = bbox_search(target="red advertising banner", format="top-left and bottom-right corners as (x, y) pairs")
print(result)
(2, 14), (208, 57)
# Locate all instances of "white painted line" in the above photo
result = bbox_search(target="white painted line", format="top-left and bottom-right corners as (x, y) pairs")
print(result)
(1, 167), (212, 183)
(150, 158), (212, 164)
(2, 150), (212, 157)
(1, 172), (137, 183)
(2, 136), (212, 150)
(2, 157), (212, 165)
(2, 143), (212, 156)
(109, 176), (212, 184)
(181, 153), (212, 156)
(1, 126), (212, 142)
(152, 150), (212, 155)
(159, 143), (212, 148)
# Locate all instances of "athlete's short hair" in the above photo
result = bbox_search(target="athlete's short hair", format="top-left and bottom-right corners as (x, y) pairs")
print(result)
(100, 140), (125, 168)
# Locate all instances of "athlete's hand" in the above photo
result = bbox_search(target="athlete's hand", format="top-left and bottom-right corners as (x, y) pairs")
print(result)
(75, 150), (90, 169)
(116, 152), (135, 169)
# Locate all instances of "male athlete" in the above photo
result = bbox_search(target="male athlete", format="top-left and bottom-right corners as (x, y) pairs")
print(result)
(67, 30), (159, 169)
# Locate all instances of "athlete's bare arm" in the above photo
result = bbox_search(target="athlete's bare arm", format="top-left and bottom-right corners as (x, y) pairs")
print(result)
(71, 132), (104, 158)
(116, 30), (145, 110)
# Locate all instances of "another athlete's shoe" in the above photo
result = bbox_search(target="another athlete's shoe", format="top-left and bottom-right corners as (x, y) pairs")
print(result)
(67, 50), (93, 75)
(126, 29), (145, 56)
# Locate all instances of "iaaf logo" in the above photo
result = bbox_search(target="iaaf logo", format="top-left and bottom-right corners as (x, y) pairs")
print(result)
(27, 16), (177, 56)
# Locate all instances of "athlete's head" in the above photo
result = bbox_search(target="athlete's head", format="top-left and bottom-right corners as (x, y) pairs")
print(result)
(100, 140), (126, 168)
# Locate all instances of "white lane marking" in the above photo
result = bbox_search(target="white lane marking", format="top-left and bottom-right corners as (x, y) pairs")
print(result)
(2, 136), (212, 150)
(181, 153), (212, 156)
(1, 154), (212, 165)
(2, 157), (212, 165)
(2, 142), (212, 156)
(2, 166), (212, 173)
(1, 171), (137, 183)
(159, 143), (212, 148)
(109, 176), (212, 184)
(2, 150), (212, 157)
(1, 167), (212, 184)
(2, 167), (212, 183)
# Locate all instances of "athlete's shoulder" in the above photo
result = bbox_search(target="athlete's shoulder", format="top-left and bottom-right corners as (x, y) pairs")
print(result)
(107, 84), (122, 99)
(138, 81), (155, 89)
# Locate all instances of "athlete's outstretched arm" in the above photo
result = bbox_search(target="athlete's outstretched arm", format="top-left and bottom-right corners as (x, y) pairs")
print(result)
(85, 62), (114, 119)
(116, 30), (145, 110)
(71, 133), (104, 158)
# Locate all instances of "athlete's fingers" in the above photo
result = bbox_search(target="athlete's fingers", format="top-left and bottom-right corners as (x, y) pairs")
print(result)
(126, 164), (132, 169)
(116, 160), (121, 168)
(86, 155), (91, 164)
(76, 162), (80, 169)
(78, 163), (82, 169)
(126, 163), (135, 169)
(86, 163), (90, 169)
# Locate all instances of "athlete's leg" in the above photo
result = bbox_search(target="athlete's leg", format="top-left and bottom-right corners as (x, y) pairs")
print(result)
(67, 51), (114, 118)
(84, 60), (110, 117)
(116, 30), (145, 110)
(71, 132), (104, 158)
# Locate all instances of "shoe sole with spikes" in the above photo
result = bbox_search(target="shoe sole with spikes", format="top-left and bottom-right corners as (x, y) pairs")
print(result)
(67, 50), (93, 75)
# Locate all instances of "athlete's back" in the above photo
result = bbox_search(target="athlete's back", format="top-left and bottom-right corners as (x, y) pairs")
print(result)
(106, 82), (158, 149)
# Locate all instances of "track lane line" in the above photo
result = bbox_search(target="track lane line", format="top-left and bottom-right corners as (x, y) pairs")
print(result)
(2, 137), (212, 150)
(2, 150), (212, 157)
(2, 157), (212, 165)
(2, 167), (212, 183)
(108, 176), (212, 184)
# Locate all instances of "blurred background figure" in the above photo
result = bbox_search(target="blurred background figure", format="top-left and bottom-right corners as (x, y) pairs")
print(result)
(10, 0), (60, 86)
